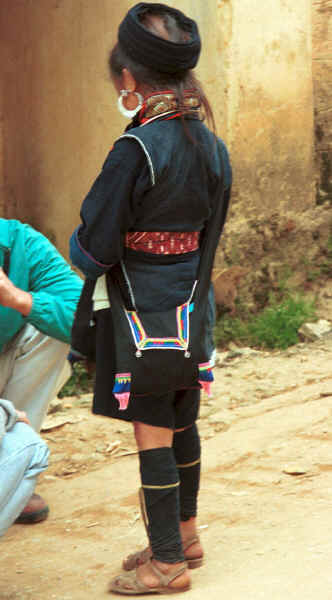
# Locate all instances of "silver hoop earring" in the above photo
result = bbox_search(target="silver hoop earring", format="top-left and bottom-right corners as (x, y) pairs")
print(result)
(118, 90), (143, 119)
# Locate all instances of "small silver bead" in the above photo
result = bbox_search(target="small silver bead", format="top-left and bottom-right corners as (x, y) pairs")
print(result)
(136, 350), (142, 358)
(184, 351), (191, 358)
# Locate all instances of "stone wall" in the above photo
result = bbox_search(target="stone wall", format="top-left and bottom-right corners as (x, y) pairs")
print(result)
(312, 0), (332, 205)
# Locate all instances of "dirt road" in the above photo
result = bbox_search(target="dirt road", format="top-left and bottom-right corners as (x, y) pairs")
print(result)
(1, 333), (332, 600)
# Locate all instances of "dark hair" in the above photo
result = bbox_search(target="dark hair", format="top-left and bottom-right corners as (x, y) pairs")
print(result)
(109, 10), (215, 133)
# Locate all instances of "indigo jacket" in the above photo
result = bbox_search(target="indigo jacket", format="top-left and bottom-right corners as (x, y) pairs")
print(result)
(70, 117), (231, 313)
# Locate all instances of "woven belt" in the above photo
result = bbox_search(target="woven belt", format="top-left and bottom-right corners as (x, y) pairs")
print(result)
(125, 231), (200, 255)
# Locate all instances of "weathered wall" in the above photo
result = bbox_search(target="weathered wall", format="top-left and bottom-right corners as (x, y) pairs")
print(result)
(0, 75), (5, 218)
(0, 0), (124, 249)
(0, 0), (326, 285)
(217, 0), (321, 275)
(312, 0), (332, 205)
(0, 0), (228, 255)
(217, 0), (331, 308)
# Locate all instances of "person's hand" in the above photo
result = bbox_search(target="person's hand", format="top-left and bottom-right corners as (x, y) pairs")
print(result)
(0, 268), (33, 315)
(15, 410), (31, 426)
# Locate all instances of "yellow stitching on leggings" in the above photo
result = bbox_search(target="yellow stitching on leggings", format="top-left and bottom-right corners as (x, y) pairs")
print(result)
(142, 482), (180, 490)
(176, 459), (201, 468)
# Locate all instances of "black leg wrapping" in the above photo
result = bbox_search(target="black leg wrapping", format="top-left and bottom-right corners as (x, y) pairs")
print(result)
(173, 424), (201, 521)
(139, 447), (185, 564)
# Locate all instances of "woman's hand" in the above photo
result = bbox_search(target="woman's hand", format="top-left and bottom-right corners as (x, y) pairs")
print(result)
(15, 410), (31, 426)
(0, 268), (33, 316)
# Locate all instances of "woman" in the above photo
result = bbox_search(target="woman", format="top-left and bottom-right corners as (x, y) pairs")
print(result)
(70, 3), (231, 594)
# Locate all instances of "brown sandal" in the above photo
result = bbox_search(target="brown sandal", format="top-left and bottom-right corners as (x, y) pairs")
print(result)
(183, 537), (204, 570)
(109, 559), (190, 595)
(122, 537), (203, 571)
(123, 546), (152, 571)
(123, 489), (203, 572)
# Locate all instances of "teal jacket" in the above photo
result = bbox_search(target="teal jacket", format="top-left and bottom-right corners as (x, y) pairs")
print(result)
(0, 219), (82, 352)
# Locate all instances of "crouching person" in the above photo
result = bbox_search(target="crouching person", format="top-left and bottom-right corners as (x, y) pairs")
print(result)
(0, 400), (49, 537)
(0, 218), (82, 524)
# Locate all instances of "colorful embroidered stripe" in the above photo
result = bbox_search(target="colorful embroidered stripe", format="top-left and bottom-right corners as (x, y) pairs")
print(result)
(113, 372), (132, 411)
(143, 339), (184, 349)
(177, 303), (188, 342)
(128, 311), (146, 344)
(198, 361), (214, 396)
(199, 362), (213, 371)
(126, 302), (190, 351)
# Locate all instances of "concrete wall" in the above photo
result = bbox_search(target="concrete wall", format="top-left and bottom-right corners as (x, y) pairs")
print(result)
(0, 0), (318, 266)
(313, 0), (332, 205)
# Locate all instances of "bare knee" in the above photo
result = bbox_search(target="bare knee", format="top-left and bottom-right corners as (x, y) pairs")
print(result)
(133, 421), (173, 451)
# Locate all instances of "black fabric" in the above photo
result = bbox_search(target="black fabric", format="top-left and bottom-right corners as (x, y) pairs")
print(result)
(139, 447), (185, 563)
(93, 307), (200, 427)
(107, 268), (210, 396)
(104, 140), (225, 398)
(118, 3), (201, 74)
(3, 249), (10, 276)
(71, 115), (231, 423)
(173, 424), (201, 521)
(70, 278), (96, 361)
(77, 119), (229, 266)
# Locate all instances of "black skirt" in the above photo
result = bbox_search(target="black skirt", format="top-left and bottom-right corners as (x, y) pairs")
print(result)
(92, 251), (214, 430)
(92, 307), (200, 429)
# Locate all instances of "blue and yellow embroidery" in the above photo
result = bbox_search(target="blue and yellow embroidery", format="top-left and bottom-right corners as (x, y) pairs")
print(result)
(126, 302), (190, 351)
(113, 372), (132, 410)
(198, 361), (214, 396)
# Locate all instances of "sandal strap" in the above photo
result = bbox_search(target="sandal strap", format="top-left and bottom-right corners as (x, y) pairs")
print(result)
(110, 560), (189, 594)
(124, 537), (201, 571)
(112, 572), (150, 593)
(183, 536), (200, 551)
(124, 546), (151, 569)
(149, 559), (187, 586)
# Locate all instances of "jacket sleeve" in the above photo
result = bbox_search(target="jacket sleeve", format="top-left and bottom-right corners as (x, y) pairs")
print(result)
(23, 225), (83, 344)
(70, 138), (149, 279)
(218, 139), (232, 231)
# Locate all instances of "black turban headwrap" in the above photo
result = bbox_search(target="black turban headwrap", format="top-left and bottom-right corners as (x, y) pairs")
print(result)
(118, 2), (201, 74)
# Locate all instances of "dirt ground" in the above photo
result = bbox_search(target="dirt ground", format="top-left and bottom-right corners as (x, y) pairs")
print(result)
(1, 289), (332, 599)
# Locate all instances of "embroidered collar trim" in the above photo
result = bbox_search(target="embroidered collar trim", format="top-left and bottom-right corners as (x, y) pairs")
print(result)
(138, 90), (201, 124)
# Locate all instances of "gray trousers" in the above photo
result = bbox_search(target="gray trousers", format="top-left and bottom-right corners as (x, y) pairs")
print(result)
(0, 324), (71, 431)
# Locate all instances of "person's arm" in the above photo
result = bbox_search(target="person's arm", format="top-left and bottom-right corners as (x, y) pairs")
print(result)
(70, 138), (149, 279)
(0, 267), (32, 316)
(21, 226), (83, 344)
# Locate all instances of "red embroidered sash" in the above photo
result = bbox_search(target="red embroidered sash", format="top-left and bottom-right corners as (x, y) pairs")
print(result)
(125, 232), (200, 255)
